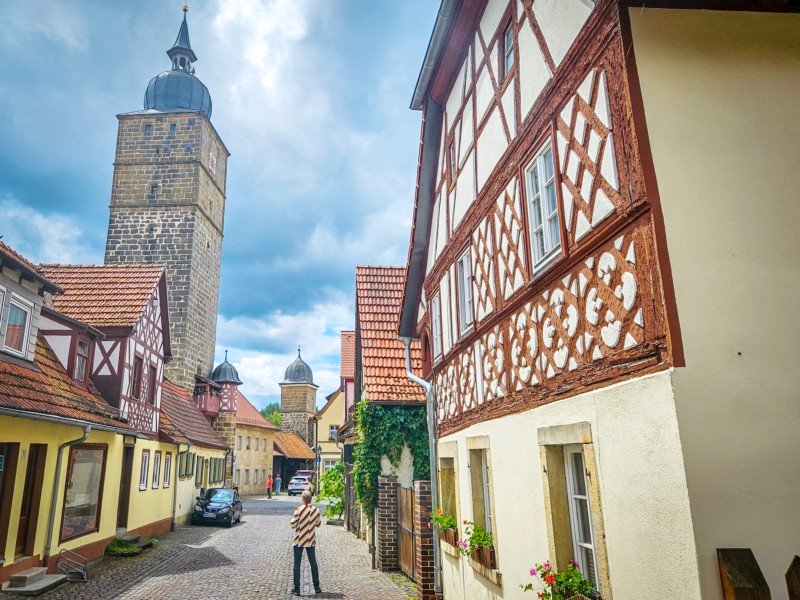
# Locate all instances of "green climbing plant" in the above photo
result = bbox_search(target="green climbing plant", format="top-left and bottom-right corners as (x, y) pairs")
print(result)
(318, 460), (345, 518)
(352, 400), (430, 523)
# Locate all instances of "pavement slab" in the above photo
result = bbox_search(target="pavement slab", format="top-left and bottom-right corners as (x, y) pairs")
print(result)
(38, 495), (411, 600)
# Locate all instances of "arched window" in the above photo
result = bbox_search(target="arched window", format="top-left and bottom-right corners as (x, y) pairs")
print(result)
(180, 57), (186, 69)
(421, 331), (432, 377)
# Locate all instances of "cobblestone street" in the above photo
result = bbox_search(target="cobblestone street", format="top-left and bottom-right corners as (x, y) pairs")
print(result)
(39, 496), (411, 600)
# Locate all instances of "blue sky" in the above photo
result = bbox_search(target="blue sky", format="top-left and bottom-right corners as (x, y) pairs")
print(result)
(0, 0), (438, 408)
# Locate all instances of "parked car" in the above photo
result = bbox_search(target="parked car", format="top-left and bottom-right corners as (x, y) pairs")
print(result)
(191, 487), (242, 527)
(287, 476), (312, 496)
(295, 469), (315, 483)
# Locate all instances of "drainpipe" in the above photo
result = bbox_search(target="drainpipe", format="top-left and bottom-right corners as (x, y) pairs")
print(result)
(45, 425), (91, 560)
(401, 337), (442, 596)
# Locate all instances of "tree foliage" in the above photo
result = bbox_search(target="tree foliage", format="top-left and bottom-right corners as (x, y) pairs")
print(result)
(259, 402), (282, 427)
(318, 460), (345, 518)
(352, 400), (430, 522)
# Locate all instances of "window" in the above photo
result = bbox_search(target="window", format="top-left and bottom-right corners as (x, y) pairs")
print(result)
(152, 451), (161, 489)
(150, 185), (158, 198)
(456, 251), (474, 334)
(145, 124), (153, 134)
(525, 143), (561, 268)
(448, 139), (457, 183)
(60, 445), (106, 541)
(328, 425), (339, 441)
(439, 456), (458, 523)
(163, 452), (172, 488)
(501, 21), (515, 79)
(131, 356), (144, 399)
(169, 123), (177, 133)
(178, 451), (186, 478)
(246, 436), (251, 450)
(73, 340), (90, 382)
(139, 450), (150, 490)
(431, 295), (443, 360)
(324, 460), (337, 472)
(565, 446), (597, 586)
(245, 469), (250, 485)
(147, 365), (158, 405)
(237, 436), (242, 451)
(234, 469), (240, 485)
(469, 448), (493, 534)
(4, 297), (31, 356)
(255, 437), (259, 452)
(195, 456), (203, 487)
(262, 470), (266, 484)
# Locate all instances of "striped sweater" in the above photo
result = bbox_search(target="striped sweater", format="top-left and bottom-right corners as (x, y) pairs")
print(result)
(290, 503), (321, 547)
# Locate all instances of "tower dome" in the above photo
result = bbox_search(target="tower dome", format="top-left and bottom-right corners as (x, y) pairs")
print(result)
(283, 347), (314, 384)
(143, 6), (212, 118)
(211, 351), (242, 384)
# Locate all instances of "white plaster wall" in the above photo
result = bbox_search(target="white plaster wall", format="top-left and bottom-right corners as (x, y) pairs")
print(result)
(476, 108), (506, 191)
(631, 10), (800, 599)
(518, 19), (551, 118)
(533, 0), (592, 66)
(380, 444), (414, 487)
(437, 371), (700, 600)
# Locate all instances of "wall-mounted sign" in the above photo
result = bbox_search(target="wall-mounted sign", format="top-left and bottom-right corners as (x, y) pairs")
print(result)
(20, 449), (27, 460)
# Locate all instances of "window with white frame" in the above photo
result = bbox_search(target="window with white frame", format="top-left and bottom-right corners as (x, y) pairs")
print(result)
(152, 451), (161, 488)
(431, 294), (442, 360)
(456, 250), (474, 335)
(4, 295), (32, 357)
(329, 425), (339, 441)
(565, 446), (597, 586)
(163, 452), (172, 488)
(502, 21), (514, 79)
(73, 339), (90, 382)
(139, 450), (150, 491)
(525, 142), (561, 268)
(324, 459), (337, 472)
(469, 447), (494, 535)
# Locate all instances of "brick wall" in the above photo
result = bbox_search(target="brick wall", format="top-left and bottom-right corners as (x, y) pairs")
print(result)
(414, 480), (437, 600)
(376, 476), (399, 572)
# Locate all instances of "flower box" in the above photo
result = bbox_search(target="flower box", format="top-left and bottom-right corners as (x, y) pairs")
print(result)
(442, 528), (459, 547)
(472, 545), (497, 570)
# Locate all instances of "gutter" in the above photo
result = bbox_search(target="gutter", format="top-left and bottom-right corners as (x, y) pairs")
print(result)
(0, 407), (138, 437)
(400, 337), (442, 596)
(45, 425), (91, 559)
(410, 0), (459, 110)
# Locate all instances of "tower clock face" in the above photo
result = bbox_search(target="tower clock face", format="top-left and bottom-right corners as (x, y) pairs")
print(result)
(209, 150), (217, 174)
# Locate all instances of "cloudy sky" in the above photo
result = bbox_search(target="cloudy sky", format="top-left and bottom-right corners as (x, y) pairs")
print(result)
(0, 0), (437, 408)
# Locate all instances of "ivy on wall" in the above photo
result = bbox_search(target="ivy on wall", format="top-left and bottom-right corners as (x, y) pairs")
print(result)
(352, 400), (430, 522)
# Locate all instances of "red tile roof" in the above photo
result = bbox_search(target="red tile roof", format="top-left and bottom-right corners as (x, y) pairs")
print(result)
(0, 335), (132, 431)
(160, 380), (228, 449)
(274, 431), (315, 460)
(0, 241), (62, 294)
(355, 266), (424, 403)
(235, 390), (278, 430)
(38, 264), (165, 328)
(340, 330), (355, 379)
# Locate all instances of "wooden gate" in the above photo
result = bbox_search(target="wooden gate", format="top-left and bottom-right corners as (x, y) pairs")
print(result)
(397, 484), (416, 581)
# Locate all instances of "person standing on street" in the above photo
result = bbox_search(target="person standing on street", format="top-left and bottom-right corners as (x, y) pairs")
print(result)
(266, 474), (273, 499)
(275, 474), (282, 495)
(289, 490), (321, 595)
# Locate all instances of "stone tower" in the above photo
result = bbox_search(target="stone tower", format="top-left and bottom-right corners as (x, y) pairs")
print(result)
(280, 349), (317, 444)
(104, 6), (229, 388)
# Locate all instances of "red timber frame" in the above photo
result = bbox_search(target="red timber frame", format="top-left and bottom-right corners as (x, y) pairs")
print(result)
(418, 0), (684, 437)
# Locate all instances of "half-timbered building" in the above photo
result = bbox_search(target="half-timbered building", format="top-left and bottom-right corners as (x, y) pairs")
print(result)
(40, 264), (178, 538)
(399, 2), (800, 599)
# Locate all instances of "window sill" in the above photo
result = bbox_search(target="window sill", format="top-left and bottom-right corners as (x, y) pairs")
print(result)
(468, 556), (503, 586)
(440, 540), (461, 559)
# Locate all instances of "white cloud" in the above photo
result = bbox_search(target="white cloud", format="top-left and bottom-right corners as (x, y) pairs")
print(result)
(214, 288), (352, 407)
(0, 2), (90, 50)
(0, 198), (97, 264)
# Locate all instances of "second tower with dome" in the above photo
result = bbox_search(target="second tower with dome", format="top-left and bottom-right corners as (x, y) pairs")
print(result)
(280, 348), (318, 445)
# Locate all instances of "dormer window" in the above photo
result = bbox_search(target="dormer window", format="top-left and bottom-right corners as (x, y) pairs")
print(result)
(74, 340), (90, 382)
(4, 295), (32, 357)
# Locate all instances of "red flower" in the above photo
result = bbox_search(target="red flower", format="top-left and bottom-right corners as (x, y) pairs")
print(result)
(544, 573), (556, 585)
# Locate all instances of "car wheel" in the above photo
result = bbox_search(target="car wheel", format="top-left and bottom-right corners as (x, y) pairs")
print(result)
(236, 512), (241, 523)
(225, 515), (233, 528)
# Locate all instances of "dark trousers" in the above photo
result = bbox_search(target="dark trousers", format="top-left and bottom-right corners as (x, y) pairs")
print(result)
(293, 545), (320, 591)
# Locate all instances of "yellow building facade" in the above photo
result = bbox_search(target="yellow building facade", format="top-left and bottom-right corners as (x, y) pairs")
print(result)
(315, 389), (344, 472)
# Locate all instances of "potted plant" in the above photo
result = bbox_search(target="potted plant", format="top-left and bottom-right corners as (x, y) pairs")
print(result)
(431, 508), (459, 546)
(521, 560), (597, 599)
(457, 521), (496, 569)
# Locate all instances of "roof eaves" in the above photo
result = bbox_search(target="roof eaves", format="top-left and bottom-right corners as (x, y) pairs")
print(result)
(410, 0), (459, 110)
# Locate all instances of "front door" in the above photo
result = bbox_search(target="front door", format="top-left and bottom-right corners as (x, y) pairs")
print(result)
(117, 446), (134, 529)
(16, 444), (46, 557)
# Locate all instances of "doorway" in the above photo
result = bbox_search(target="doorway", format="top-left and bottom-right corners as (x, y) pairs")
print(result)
(16, 444), (47, 558)
(117, 446), (134, 529)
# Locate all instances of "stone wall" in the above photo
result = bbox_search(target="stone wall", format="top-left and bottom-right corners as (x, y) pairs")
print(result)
(232, 425), (274, 496)
(280, 383), (317, 444)
(104, 111), (227, 388)
(211, 411), (236, 485)
(281, 412), (314, 446)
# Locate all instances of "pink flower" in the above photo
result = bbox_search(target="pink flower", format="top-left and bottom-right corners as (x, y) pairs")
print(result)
(529, 568), (537, 577)
(542, 561), (551, 570)
(569, 559), (579, 568)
